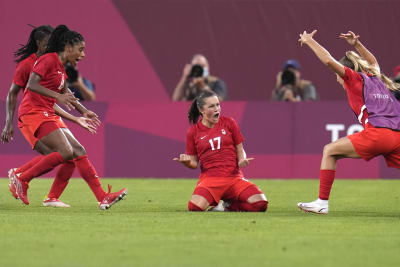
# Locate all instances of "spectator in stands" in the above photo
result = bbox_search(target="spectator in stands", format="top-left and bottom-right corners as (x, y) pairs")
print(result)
(66, 63), (96, 101)
(272, 69), (301, 102)
(272, 59), (318, 101)
(172, 54), (227, 101)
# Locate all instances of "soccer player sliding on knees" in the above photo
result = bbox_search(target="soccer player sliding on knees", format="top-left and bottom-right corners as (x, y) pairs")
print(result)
(297, 30), (400, 214)
(173, 91), (268, 212)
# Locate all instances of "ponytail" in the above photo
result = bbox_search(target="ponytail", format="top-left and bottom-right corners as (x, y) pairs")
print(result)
(46, 24), (84, 53)
(187, 91), (217, 124)
(188, 99), (201, 124)
(14, 24), (53, 63)
(340, 51), (400, 92)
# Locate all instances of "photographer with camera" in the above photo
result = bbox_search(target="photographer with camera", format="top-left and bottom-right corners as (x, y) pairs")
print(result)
(272, 69), (301, 102)
(271, 59), (318, 101)
(66, 63), (96, 101)
(172, 54), (227, 101)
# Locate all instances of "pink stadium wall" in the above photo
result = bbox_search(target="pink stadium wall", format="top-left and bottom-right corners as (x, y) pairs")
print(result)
(1, 101), (398, 179)
(0, 0), (399, 179)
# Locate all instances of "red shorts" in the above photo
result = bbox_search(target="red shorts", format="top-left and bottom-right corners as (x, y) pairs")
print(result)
(348, 126), (400, 168)
(192, 174), (260, 205)
(18, 111), (67, 149)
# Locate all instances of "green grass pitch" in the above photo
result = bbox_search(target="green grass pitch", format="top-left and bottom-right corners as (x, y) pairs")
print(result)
(0, 178), (399, 267)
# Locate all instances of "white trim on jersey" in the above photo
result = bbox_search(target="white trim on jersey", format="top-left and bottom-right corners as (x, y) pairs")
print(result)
(358, 105), (367, 123)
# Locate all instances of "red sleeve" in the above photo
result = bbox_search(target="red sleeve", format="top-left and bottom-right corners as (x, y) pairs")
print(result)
(228, 117), (244, 145)
(343, 67), (363, 95)
(185, 127), (197, 155)
(12, 61), (31, 88)
(32, 56), (52, 78)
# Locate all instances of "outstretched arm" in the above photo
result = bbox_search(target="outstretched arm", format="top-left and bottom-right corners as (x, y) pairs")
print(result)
(236, 143), (254, 168)
(340, 31), (380, 72)
(53, 104), (97, 134)
(1, 83), (23, 142)
(299, 30), (345, 78)
(173, 154), (198, 169)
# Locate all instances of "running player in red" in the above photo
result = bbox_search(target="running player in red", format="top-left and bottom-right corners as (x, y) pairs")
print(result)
(174, 91), (268, 212)
(2, 25), (97, 207)
(297, 30), (400, 214)
(10, 24), (127, 210)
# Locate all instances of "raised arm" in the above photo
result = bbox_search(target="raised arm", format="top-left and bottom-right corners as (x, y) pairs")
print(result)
(299, 30), (345, 78)
(339, 31), (380, 72)
(236, 143), (254, 168)
(1, 83), (23, 142)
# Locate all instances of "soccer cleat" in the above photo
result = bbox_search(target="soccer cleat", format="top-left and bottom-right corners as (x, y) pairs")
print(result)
(297, 199), (329, 214)
(13, 177), (29, 205)
(43, 198), (71, 208)
(208, 200), (230, 212)
(8, 168), (19, 199)
(99, 185), (127, 210)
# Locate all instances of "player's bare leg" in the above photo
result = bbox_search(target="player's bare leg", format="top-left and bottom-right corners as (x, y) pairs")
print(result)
(188, 195), (210, 211)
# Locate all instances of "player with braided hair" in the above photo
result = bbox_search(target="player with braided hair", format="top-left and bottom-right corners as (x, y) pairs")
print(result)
(2, 25), (99, 207)
(10, 25), (127, 210)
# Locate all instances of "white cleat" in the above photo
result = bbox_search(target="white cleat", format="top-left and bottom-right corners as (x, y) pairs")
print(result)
(43, 198), (71, 208)
(8, 168), (19, 199)
(208, 200), (230, 212)
(297, 199), (329, 214)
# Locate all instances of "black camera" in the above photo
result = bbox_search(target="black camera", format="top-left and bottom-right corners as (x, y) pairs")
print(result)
(65, 63), (79, 83)
(189, 64), (204, 78)
(281, 69), (296, 86)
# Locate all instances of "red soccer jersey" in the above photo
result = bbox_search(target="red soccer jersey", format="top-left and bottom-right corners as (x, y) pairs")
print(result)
(186, 116), (244, 177)
(343, 67), (372, 127)
(12, 53), (37, 88)
(18, 53), (67, 117)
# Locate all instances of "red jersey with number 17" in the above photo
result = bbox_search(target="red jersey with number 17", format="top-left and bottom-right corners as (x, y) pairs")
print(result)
(186, 116), (244, 178)
(18, 52), (67, 117)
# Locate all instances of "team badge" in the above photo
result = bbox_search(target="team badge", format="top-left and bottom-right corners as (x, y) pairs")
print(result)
(221, 129), (226, 135)
(43, 112), (48, 117)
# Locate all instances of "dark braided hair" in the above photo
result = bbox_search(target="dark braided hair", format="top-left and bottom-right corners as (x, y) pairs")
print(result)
(14, 25), (53, 63)
(188, 91), (217, 124)
(46, 25), (84, 53)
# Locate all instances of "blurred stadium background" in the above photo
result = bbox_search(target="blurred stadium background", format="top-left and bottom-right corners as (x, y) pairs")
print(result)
(1, 2), (400, 267)
(1, 0), (399, 179)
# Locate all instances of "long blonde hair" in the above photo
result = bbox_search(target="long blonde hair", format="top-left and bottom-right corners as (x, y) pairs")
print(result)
(339, 51), (400, 91)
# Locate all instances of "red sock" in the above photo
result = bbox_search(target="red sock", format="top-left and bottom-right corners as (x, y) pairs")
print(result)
(15, 155), (44, 174)
(74, 155), (106, 202)
(19, 152), (64, 183)
(47, 161), (75, 199)
(188, 201), (204, 211)
(319, 170), (336, 200)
